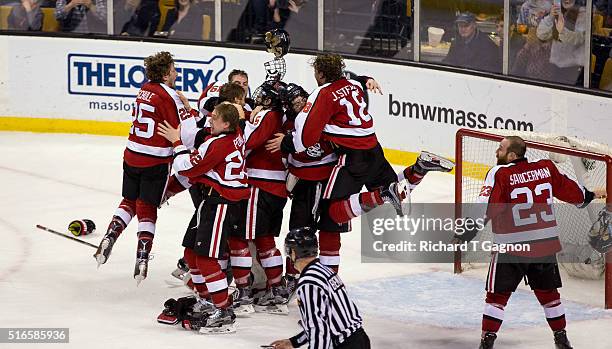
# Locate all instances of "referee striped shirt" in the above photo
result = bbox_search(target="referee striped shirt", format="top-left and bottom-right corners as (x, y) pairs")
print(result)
(289, 259), (363, 349)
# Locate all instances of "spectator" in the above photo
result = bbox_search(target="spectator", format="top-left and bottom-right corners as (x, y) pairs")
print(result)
(495, 16), (525, 63)
(518, 0), (552, 27)
(8, 0), (43, 31)
(537, 0), (586, 85)
(442, 12), (501, 73)
(113, 0), (140, 35)
(120, 0), (160, 37)
(55, 0), (107, 33)
(161, 0), (208, 40)
(510, 0), (555, 81)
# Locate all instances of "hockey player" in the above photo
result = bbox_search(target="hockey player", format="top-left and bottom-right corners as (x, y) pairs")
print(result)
(157, 102), (249, 334)
(198, 69), (253, 118)
(94, 51), (186, 284)
(229, 81), (291, 315)
(164, 82), (252, 299)
(269, 54), (454, 271)
(454, 136), (606, 349)
(268, 227), (370, 349)
(272, 82), (345, 284)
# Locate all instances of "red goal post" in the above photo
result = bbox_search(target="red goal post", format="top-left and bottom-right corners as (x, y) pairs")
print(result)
(454, 128), (612, 309)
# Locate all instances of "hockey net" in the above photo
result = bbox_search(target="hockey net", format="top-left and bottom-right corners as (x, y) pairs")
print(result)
(454, 128), (612, 308)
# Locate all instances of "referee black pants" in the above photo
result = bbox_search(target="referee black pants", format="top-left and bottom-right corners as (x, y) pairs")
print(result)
(336, 328), (371, 349)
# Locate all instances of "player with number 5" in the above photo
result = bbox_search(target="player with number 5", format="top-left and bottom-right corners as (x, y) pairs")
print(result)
(94, 51), (192, 285)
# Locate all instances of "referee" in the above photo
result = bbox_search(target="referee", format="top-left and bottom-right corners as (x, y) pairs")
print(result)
(269, 227), (370, 349)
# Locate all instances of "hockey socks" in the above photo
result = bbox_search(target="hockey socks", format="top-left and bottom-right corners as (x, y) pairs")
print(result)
(482, 291), (510, 334)
(319, 231), (341, 273)
(535, 289), (566, 332)
(196, 255), (230, 309)
(229, 237), (253, 288)
(328, 191), (384, 224)
(255, 236), (283, 287)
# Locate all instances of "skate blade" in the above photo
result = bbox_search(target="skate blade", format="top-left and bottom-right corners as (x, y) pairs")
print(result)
(170, 268), (188, 280)
(234, 304), (255, 317)
(420, 151), (455, 171)
(95, 256), (106, 268)
(400, 181), (411, 216)
(199, 323), (236, 334)
(254, 304), (289, 315)
(135, 275), (145, 286)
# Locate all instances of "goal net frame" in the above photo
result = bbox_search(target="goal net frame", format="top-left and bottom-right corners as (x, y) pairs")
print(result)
(454, 128), (612, 309)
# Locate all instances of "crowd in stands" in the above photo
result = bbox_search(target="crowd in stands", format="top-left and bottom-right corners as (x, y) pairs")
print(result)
(0, 0), (610, 90)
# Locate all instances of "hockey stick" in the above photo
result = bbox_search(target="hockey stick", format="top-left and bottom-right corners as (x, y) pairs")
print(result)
(35, 224), (97, 249)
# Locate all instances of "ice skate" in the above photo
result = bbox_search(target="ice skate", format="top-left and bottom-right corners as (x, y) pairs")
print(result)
(93, 220), (123, 267)
(133, 237), (153, 286)
(198, 307), (237, 334)
(170, 257), (189, 280)
(554, 330), (573, 349)
(281, 275), (298, 304)
(414, 151), (455, 174)
(232, 286), (255, 316)
(254, 285), (289, 315)
(478, 332), (497, 349)
(380, 181), (409, 216)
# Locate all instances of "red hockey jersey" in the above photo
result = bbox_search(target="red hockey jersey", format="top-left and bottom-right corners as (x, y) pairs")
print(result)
(123, 82), (183, 168)
(477, 158), (588, 257)
(197, 81), (223, 117)
(283, 119), (337, 181)
(244, 109), (288, 198)
(293, 78), (378, 152)
(172, 131), (249, 202)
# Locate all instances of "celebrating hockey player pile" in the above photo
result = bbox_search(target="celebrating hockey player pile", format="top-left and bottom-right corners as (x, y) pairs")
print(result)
(93, 29), (455, 336)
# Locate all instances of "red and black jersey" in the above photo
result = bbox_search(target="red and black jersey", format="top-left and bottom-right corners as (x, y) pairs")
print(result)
(244, 109), (288, 198)
(283, 119), (337, 181)
(197, 81), (223, 117)
(293, 78), (378, 152)
(172, 131), (249, 202)
(477, 158), (590, 257)
(124, 82), (185, 168)
(198, 81), (253, 119)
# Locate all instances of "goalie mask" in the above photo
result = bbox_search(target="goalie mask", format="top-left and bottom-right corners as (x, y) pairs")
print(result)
(264, 57), (287, 81)
(589, 208), (612, 254)
(265, 29), (290, 58)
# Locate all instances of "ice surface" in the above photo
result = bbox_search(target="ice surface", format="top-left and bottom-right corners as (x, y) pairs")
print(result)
(1, 132), (610, 349)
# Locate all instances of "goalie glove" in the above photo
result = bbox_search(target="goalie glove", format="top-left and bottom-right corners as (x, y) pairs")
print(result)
(589, 208), (612, 254)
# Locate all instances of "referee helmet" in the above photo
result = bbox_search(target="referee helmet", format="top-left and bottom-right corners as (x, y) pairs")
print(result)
(285, 227), (318, 260)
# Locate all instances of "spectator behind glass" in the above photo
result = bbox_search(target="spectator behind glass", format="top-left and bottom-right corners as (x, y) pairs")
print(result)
(7, 0), (43, 31)
(537, 0), (586, 85)
(442, 12), (501, 73)
(120, 0), (160, 36)
(518, 0), (552, 27)
(161, 0), (211, 40)
(55, 0), (107, 33)
(113, 0), (140, 35)
(495, 16), (525, 63)
(510, 0), (554, 81)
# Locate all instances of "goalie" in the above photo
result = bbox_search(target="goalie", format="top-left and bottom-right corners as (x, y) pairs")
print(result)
(454, 136), (606, 349)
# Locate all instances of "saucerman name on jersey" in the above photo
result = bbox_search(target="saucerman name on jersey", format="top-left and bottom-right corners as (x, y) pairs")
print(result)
(509, 168), (551, 186)
(372, 240), (531, 254)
